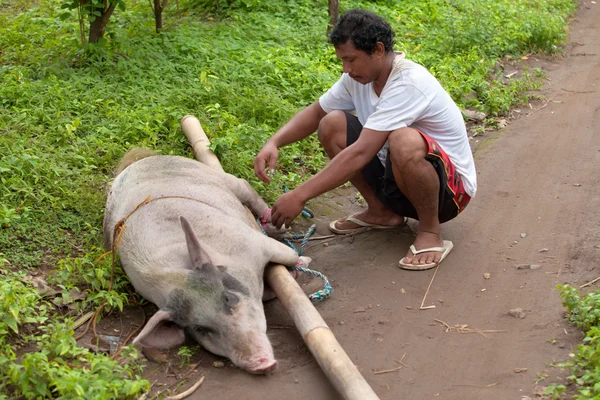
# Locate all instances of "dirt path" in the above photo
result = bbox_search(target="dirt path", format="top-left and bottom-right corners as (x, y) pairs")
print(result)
(151, 3), (600, 399)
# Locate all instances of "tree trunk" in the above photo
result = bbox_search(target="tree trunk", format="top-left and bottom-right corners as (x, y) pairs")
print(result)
(88, 1), (117, 43)
(327, 0), (338, 35)
(154, 0), (168, 32)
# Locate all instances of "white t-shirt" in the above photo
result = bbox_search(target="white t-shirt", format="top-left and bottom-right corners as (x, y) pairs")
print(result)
(318, 54), (477, 197)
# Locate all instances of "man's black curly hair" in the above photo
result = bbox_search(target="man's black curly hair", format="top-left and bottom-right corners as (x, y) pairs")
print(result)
(329, 9), (395, 55)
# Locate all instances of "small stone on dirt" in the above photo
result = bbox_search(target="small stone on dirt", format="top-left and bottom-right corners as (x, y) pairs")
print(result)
(481, 288), (486, 292)
(212, 361), (225, 368)
(532, 386), (547, 397)
(514, 368), (528, 373)
(69, 288), (87, 301)
(368, 304), (373, 309)
(538, 248), (549, 253)
(142, 347), (168, 363)
(354, 307), (366, 313)
(520, 233), (527, 238)
(323, 242), (329, 247)
(338, 321), (345, 325)
(462, 109), (487, 121)
(508, 308), (526, 319)
(530, 264), (541, 270)
(406, 306), (413, 310)
(30, 277), (59, 297)
(517, 264), (532, 269)
(400, 288), (405, 294)
(378, 319), (390, 325)
(483, 273), (491, 279)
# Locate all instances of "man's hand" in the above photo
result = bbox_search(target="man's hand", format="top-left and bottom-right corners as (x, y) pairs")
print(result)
(254, 141), (279, 183)
(271, 191), (306, 229)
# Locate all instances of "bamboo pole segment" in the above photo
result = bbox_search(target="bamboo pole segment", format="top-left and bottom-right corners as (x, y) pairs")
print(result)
(265, 265), (380, 400)
(180, 115), (380, 400)
(180, 115), (224, 172)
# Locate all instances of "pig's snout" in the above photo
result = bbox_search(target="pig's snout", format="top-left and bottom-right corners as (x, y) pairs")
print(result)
(245, 357), (277, 374)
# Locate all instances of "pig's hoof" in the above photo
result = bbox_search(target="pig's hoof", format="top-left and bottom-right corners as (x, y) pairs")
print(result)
(246, 358), (277, 374)
(263, 223), (287, 239)
(296, 256), (312, 268)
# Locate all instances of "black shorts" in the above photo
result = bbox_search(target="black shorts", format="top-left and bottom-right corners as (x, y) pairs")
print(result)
(345, 112), (471, 223)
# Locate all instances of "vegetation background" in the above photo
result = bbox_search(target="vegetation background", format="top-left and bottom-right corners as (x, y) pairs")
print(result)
(1, 0), (595, 398)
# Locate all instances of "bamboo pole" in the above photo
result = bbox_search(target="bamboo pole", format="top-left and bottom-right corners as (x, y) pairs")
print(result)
(180, 115), (224, 173)
(180, 115), (380, 400)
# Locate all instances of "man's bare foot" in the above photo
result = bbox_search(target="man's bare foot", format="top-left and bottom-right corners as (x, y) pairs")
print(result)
(402, 231), (443, 266)
(331, 209), (406, 231)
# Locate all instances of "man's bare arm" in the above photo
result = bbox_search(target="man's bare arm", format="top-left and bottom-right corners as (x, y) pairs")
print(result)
(255, 102), (328, 182)
(294, 127), (390, 202)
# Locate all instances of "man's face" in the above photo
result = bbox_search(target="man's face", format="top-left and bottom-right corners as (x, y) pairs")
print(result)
(334, 40), (384, 85)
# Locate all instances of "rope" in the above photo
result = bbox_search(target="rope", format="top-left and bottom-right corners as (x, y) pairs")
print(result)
(258, 209), (332, 303)
(295, 265), (333, 303)
(284, 224), (316, 256)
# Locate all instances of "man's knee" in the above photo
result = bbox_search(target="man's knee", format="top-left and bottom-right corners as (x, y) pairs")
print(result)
(388, 127), (428, 165)
(317, 110), (346, 145)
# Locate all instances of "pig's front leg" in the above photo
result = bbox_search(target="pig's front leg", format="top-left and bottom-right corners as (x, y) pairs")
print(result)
(223, 175), (285, 237)
(221, 175), (269, 217)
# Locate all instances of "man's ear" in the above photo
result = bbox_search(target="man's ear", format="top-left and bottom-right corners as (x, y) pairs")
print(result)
(374, 42), (386, 58)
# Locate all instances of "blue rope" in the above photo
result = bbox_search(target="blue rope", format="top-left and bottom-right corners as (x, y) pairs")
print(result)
(284, 224), (316, 256)
(295, 266), (333, 303)
(286, 223), (332, 303)
(257, 217), (332, 303)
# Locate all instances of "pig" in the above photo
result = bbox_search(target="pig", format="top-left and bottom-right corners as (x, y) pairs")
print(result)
(103, 149), (310, 374)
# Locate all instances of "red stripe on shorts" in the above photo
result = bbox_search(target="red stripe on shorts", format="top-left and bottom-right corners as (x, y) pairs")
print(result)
(418, 131), (471, 214)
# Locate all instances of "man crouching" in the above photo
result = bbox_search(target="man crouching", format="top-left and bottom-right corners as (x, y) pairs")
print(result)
(254, 9), (477, 270)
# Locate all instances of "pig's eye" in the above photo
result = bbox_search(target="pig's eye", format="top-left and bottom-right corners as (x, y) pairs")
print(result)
(223, 292), (239, 308)
(194, 325), (215, 335)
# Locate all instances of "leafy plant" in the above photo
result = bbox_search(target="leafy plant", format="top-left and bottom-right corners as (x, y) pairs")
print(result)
(0, 0), (578, 397)
(177, 345), (198, 368)
(545, 285), (600, 399)
(0, 267), (149, 398)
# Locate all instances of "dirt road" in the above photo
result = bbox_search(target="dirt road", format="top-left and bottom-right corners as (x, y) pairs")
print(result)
(165, 3), (600, 399)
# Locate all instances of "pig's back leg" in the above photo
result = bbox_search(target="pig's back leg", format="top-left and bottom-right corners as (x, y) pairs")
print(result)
(260, 236), (312, 301)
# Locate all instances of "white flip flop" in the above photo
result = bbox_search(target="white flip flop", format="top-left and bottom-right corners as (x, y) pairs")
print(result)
(398, 240), (454, 271)
(329, 214), (407, 235)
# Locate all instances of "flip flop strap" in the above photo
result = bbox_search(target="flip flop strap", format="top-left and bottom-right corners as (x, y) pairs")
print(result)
(409, 245), (445, 255)
(345, 216), (371, 227)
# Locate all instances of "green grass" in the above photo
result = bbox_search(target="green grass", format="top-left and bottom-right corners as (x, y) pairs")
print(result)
(545, 285), (600, 399)
(0, 0), (577, 397)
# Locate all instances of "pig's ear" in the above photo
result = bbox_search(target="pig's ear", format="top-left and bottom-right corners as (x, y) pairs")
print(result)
(132, 310), (185, 348)
(180, 216), (212, 269)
